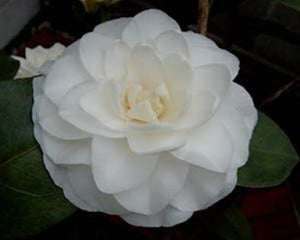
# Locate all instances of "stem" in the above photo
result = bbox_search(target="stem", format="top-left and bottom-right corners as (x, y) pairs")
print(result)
(197, 0), (209, 35)
(260, 74), (300, 107)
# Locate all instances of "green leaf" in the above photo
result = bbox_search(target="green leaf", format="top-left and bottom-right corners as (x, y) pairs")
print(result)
(211, 205), (253, 240)
(0, 79), (76, 239)
(275, 0), (300, 12)
(238, 112), (299, 188)
(0, 50), (20, 81)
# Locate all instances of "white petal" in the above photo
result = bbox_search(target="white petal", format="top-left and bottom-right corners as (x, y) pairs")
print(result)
(66, 165), (128, 214)
(44, 50), (91, 105)
(59, 81), (124, 138)
(79, 32), (115, 81)
(193, 64), (231, 102)
(104, 41), (131, 80)
(35, 127), (90, 165)
(224, 83), (258, 132)
(32, 75), (46, 97)
(161, 54), (192, 122)
(43, 155), (94, 211)
(183, 31), (217, 49)
(174, 91), (217, 129)
(114, 154), (189, 215)
(123, 9), (180, 47)
(127, 130), (187, 154)
(94, 17), (131, 38)
(91, 137), (158, 194)
(127, 45), (164, 89)
(172, 120), (234, 173)
(214, 105), (251, 168)
(80, 84), (127, 132)
(40, 114), (90, 140)
(171, 166), (234, 211)
(155, 30), (189, 59)
(32, 94), (57, 124)
(121, 205), (193, 227)
(190, 47), (239, 80)
(56, 139), (91, 165)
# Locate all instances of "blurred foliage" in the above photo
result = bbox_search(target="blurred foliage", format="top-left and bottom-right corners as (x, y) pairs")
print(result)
(275, 0), (300, 11)
(0, 51), (19, 81)
(0, 53), (76, 240)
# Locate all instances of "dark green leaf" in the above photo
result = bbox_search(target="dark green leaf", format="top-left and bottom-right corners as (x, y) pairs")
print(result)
(211, 205), (253, 240)
(238, 112), (299, 187)
(0, 50), (20, 81)
(275, 0), (300, 12)
(0, 79), (76, 239)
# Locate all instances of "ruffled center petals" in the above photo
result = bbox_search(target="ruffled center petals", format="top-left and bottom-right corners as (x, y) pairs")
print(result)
(80, 84), (128, 132)
(59, 81), (124, 138)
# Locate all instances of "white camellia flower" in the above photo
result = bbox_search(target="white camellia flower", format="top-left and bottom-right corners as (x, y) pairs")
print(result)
(14, 43), (65, 79)
(32, 9), (257, 227)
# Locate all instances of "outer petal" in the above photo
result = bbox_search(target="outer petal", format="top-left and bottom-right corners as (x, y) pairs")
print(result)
(214, 105), (252, 168)
(91, 137), (158, 194)
(59, 81), (125, 138)
(33, 81), (90, 140)
(122, 9), (180, 47)
(155, 30), (189, 59)
(189, 47), (239, 80)
(43, 155), (94, 211)
(65, 165), (127, 215)
(40, 114), (89, 140)
(183, 31), (217, 49)
(44, 157), (127, 214)
(172, 120), (234, 173)
(114, 153), (189, 215)
(34, 125), (91, 165)
(94, 17), (132, 38)
(121, 205), (193, 227)
(223, 83), (258, 132)
(44, 49), (92, 105)
(171, 166), (230, 211)
(192, 64), (231, 103)
(79, 32), (115, 81)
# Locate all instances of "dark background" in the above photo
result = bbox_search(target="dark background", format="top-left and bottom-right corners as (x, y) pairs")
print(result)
(4, 0), (300, 239)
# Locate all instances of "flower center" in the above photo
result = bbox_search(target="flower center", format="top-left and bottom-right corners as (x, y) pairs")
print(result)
(122, 83), (170, 123)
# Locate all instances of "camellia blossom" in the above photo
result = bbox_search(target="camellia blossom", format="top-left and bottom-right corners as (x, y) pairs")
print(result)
(14, 43), (65, 79)
(32, 9), (257, 227)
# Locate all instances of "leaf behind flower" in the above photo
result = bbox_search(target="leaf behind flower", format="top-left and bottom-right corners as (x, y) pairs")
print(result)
(238, 112), (299, 188)
(0, 79), (76, 239)
(0, 50), (19, 81)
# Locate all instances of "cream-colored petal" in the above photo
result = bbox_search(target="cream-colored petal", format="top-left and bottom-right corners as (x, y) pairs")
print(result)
(122, 9), (180, 47)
